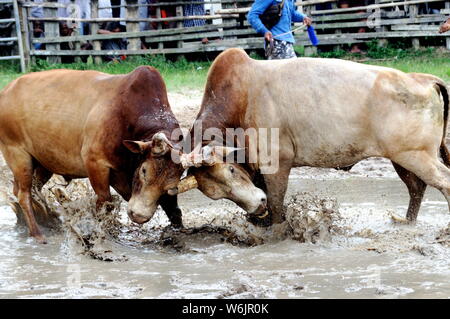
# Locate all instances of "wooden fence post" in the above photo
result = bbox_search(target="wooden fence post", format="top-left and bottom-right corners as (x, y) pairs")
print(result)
(126, 0), (140, 50)
(18, 2), (31, 69)
(44, 0), (60, 63)
(14, 0), (27, 71)
(176, 5), (184, 48)
(375, 0), (388, 48)
(90, 0), (102, 64)
(409, 3), (420, 49)
(446, 1), (450, 50)
(156, 6), (163, 49)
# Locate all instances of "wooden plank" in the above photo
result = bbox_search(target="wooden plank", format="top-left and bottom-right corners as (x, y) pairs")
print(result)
(0, 18), (16, 23)
(0, 37), (18, 42)
(310, 0), (446, 15)
(391, 24), (440, 31)
(30, 36), (266, 56)
(20, 1), (66, 8)
(32, 21), (243, 44)
(314, 10), (406, 22)
(315, 16), (446, 30)
(294, 30), (450, 45)
(90, 0), (102, 64)
(96, 0), (255, 8)
(0, 55), (21, 60)
(27, 14), (239, 23)
(298, 0), (336, 6)
(12, 0), (25, 72)
(144, 28), (257, 43)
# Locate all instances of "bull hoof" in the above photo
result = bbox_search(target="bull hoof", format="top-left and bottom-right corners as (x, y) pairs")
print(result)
(32, 233), (47, 244)
(389, 213), (413, 225)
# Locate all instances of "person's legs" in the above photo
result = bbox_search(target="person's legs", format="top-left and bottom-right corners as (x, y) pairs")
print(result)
(267, 40), (297, 60)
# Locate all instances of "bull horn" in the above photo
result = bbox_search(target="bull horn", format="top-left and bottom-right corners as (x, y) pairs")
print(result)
(212, 146), (244, 158)
(177, 175), (198, 193)
(179, 152), (203, 169)
(151, 132), (173, 155)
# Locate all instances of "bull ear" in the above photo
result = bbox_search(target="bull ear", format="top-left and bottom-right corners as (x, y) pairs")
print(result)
(123, 140), (150, 154)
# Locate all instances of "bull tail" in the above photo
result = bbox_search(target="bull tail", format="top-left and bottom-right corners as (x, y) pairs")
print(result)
(436, 81), (450, 167)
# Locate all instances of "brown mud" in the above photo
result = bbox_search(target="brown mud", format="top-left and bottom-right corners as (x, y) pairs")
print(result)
(0, 91), (449, 298)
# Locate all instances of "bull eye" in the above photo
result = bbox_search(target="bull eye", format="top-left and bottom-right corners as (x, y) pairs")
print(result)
(229, 166), (235, 174)
(142, 167), (146, 177)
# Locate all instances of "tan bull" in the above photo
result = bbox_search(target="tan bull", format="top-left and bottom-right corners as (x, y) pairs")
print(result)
(183, 48), (450, 226)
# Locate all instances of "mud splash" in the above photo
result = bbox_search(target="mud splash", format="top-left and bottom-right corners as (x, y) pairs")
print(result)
(1, 90), (450, 298)
(285, 192), (341, 243)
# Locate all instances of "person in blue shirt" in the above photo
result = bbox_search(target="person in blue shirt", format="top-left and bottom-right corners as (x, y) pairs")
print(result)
(248, 0), (312, 59)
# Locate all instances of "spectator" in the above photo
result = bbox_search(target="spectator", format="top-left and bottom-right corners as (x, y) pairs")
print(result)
(98, 21), (127, 62)
(338, 0), (367, 53)
(30, 0), (45, 50)
(183, 0), (206, 27)
(57, 0), (71, 18)
(75, 0), (91, 35)
(99, 0), (113, 20)
(139, 0), (151, 31)
(248, 0), (312, 60)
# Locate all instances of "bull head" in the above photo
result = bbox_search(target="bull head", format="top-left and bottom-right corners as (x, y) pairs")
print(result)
(176, 145), (267, 217)
(123, 132), (182, 224)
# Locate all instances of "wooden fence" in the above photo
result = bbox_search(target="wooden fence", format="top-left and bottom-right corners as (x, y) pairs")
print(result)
(0, 0), (25, 71)
(5, 0), (450, 69)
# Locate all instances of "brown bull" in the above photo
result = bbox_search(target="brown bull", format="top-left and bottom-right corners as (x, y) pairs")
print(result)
(0, 66), (184, 243)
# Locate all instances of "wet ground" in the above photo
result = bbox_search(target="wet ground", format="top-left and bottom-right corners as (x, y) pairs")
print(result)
(1, 91), (449, 298)
(1, 164), (449, 298)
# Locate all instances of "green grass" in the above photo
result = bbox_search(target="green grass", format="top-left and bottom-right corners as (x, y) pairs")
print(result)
(368, 56), (450, 82)
(1, 46), (449, 92)
(0, 55), (210, 92)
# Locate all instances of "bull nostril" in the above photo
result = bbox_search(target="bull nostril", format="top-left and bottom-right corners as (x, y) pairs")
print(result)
(261, 197), (267, 204)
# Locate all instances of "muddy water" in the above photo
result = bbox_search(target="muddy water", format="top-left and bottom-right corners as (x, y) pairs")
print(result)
(1, 172), (449, 299)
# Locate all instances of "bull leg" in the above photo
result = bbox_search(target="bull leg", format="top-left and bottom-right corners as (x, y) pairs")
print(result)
(249, 164), (292, 227)
(3, 147), (46, 243)
(391, 162), (427, 223)
(391, 151), (450, 214)
(247, 171), (270, 227)
(159, 194), (183, 228)
(11, 165), (53, 227)
(85, 159), (112, 210)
